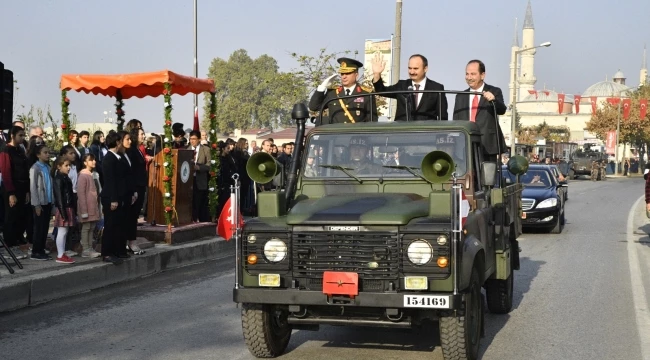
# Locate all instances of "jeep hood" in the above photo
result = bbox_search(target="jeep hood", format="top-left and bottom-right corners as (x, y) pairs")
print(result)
(287, 193), (428, 225)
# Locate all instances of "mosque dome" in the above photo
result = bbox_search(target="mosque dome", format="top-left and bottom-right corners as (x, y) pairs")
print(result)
(582, 80), (629, 97)
(613, 70), (625, 79)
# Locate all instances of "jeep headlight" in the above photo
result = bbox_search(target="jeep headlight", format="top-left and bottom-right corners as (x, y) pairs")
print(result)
(407, 240), (433, 265)
(536, 198), (557, 209)
(437, 235), (448, 246)
(263, 238), (287, 262)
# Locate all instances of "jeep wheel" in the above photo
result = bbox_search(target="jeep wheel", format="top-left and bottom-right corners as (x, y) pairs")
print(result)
(485, 272), (513, 314)
(439, 267), (482, 360)
(241, 303), (292, 358)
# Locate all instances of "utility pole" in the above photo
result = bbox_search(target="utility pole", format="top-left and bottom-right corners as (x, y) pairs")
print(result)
(390, 0), (402, 120)
(193, 0), (198, 124)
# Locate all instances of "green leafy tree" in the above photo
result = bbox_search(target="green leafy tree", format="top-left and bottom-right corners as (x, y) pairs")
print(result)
(202, 49), (306, 133)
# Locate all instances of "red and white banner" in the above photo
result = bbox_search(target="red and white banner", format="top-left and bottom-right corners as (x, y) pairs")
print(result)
(456, 188), (470, 231)
(641, 99), (648, 119)
(590, 96), (598, 114)
(217, 195), (244, 240)
(622, 98), (632, 120)
(193, 106), (200, 131)
(574, 95), (582, 114)
(606, 97), (621, 106)
(528, 89), (538, 99)
(605, 131), (616, 155)
(557, 93), (565, 114)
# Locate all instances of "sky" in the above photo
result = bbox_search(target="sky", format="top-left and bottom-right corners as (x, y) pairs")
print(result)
(2, 0), (649, 133)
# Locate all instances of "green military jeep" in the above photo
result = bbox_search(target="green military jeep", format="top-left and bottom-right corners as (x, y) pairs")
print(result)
(233, 103), (527, 360)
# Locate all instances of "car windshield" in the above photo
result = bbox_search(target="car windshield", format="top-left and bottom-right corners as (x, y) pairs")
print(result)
(503, 169), (554, 187)
(303, 131), (468, 178)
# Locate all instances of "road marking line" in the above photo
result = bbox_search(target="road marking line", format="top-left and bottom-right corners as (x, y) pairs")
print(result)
(627, 194), (650, 360)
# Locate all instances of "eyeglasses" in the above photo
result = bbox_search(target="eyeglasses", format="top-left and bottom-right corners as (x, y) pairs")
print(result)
(190, 137), (200, 141)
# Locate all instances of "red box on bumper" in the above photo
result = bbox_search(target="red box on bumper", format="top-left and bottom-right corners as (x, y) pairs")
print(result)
(322, 272), (358, 297)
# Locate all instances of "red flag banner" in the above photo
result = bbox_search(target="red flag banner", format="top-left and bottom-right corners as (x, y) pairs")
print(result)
(542, 90), (550, 96)
(217, 196), (244, 240)
(557, 93), (565, 114)
(590, 96), (598, 114)
(574, 95), (582, 114)
(528, 89), (538, 99)
(641, 99), (648, 119)
(606, 97), (621, 106)
(605, 131), (616, 154)
(622, 98), (632, 120)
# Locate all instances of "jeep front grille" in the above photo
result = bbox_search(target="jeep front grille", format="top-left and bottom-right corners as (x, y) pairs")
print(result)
(292, 232), (399, 281)
(522, 198), (535, 211)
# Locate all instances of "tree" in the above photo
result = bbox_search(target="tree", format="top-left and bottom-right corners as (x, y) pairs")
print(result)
(517, 121), (570, 145)
(202, 49), (306, 133)
(289, 49), (387, 116)
(15, 105), (72, 149)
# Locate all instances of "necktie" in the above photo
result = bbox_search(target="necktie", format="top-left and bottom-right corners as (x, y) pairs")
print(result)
(345, 89), (350, 96)
(413, 84), (420, 108)
(470, 94), (479, 122)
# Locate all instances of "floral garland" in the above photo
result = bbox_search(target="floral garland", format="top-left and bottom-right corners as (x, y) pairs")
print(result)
(61, 89), (70, 143)
(207, 92), (219, 219)
(115, 90), (125, 131)
(162, 83), (174, 226)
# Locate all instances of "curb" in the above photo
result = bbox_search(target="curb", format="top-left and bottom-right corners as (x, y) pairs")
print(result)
(0, 237), (234, 313)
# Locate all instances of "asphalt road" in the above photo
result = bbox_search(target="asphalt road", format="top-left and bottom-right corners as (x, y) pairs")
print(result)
(1, 177), (649, 360)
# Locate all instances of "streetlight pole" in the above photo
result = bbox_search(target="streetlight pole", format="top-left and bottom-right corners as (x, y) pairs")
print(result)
(510, 41), (552, 156)
(193, 0), (198, 123)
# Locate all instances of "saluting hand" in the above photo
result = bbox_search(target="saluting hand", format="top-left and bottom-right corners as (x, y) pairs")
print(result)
(483, 91), (496, 102)
(317, 73), (339, 92)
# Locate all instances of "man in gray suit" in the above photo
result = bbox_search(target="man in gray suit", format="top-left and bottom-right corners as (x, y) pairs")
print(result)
(453, 59), (507, 160)
(187, 130), (211, 222)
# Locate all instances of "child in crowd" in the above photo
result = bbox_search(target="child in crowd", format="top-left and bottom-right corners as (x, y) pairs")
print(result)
(59, 145), (79, 257)
(77, 154), (101, 258)
(52, 156), (76, 264)
(29, 144), (54, 261)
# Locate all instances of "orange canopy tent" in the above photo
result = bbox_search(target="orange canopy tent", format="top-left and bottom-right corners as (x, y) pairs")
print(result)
(58, 70), (219, 227)
(60, 70), (215, 99)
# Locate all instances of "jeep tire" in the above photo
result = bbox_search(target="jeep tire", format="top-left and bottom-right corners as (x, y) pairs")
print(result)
(241, 303), (292, 358)
(485, 272), (514, 314)
(439, 267), (482, 360)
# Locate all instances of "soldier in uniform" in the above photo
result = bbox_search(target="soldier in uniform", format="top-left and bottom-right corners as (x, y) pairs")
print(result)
(309, 58), (378, 125)
(343, 136), (383, 175)
(303, 150), (318, 177)
(599, 159), (607, 181)
(590, 160), (598, 181)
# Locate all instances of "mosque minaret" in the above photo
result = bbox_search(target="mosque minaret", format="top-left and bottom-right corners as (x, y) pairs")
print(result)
(517, 0), (537, 100)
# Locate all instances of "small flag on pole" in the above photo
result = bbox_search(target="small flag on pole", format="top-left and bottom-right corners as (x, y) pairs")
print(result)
(217, 194), (244, 240)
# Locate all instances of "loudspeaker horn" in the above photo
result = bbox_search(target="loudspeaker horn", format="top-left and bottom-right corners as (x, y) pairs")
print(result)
(421, 150), (455, 183)
(246, 152), (280, 184)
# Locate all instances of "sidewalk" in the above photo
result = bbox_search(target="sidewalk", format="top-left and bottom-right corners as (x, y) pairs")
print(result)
(0, 236), (234, 313)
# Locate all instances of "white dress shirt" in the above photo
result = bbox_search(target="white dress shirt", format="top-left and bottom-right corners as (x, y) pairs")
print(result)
(469, 83), (485, 108)
(412, 79), (426, 107)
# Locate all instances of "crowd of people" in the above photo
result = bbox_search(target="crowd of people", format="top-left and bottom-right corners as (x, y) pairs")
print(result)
(0, 118), (301, 266)
(0, 119), (157, 265)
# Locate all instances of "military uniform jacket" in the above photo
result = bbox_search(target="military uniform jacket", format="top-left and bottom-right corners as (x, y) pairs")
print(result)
(309, 85), (378, 126)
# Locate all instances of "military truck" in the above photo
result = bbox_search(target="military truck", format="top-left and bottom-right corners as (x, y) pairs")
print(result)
(573, 143), (607, 178)
(233, 98), (527, 360)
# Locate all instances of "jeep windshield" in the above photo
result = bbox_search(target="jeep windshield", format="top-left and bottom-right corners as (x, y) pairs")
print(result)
(303, 131), (467, 178)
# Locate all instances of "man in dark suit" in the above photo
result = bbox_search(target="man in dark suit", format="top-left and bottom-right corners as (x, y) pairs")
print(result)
(453, 59), (507, 159)
(309, 58), (378, 125)
(187, 130), (211, 222)
(100, 132), (128, 265)
(371, 53), (448, 121)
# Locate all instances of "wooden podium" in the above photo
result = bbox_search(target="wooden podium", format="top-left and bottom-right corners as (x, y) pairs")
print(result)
(146, 149), (193, 226)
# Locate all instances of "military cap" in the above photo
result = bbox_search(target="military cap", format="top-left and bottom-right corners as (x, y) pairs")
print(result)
(349, 136), (370, 147)
(307, 149), (316, 158)
(337, 57), (363, 74)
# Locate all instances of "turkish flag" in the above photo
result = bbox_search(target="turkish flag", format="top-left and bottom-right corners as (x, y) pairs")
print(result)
(641, 99), (648, 119)
(605, 131), (616, 154)
(542, 90), (550, 96)
(528, 90), (538, 99)
(193, 106), (200, 131)
(622, 98), (632, 120)
(217, 195), (244, 240)
(574, 95), (581, 114)
(590, 96), (598, 114)
(607, 97), (620, 106)
(557, 93), (565, 114)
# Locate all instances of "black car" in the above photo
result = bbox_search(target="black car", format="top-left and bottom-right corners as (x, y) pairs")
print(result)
(503, 165), (566, 233)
